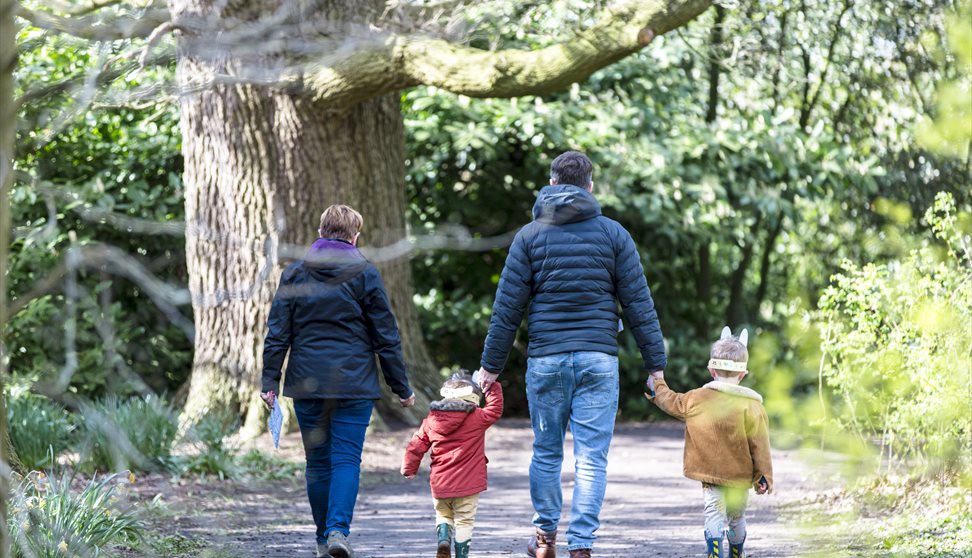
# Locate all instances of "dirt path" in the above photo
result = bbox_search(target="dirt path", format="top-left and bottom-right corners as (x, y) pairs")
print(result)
(140, 420), (812, 557)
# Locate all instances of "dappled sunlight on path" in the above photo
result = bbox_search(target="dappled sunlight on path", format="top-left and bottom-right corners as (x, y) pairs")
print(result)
(141, 420), (812, 557)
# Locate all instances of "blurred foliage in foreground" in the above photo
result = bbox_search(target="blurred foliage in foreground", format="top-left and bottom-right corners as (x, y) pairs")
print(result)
(818, 193), (970, 478)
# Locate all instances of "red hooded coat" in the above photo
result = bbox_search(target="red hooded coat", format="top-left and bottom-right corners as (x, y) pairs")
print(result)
(401, 383), (503, 499)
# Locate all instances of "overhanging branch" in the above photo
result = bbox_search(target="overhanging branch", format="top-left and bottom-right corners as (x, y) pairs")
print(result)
(16, 3), (170, 40)
(300, 0), (713, 109)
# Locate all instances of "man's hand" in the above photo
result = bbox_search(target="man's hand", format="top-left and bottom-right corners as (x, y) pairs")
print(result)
(399, 394), (416, 408)
(260, 391), (276, 409)
(649, 370), (664, 379)
(477, 367), (500, 392)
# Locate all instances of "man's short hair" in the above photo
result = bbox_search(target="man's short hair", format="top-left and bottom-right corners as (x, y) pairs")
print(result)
(318, 204), (363, 241)
(710, 338), (748, 377)
(550, 151), (593, 187)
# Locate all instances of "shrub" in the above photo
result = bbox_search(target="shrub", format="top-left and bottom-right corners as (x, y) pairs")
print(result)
(817, 192), (971, 475)
(5, 389), (74, 470)
(239, 448), (304, 481)
(8, 470), (142, 558)
(78, 395), (178, 473)
(179, 408), (240, 479)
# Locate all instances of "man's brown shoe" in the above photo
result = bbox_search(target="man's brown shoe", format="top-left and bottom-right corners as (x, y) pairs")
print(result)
(569, 550), (591, 558)
(526, 528), (557, 558)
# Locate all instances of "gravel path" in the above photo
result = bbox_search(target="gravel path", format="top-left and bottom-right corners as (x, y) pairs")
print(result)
(143, 420), (812, 557)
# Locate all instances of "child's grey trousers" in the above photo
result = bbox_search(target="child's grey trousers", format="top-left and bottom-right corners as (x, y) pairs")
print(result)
(703, 483), (748, 544)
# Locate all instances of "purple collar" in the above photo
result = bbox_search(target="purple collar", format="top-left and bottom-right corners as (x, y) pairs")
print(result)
(307, 238), (363, 259)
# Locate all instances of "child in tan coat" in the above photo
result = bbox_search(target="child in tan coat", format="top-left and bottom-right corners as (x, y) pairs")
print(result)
(645, 327), (772, 558)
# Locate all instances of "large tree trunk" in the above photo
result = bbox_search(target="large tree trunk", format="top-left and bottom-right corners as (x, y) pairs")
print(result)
(171, 0), (438, 431)
(2, 0), (21, 551)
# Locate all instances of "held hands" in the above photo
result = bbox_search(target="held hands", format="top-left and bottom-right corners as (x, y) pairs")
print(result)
(477, 367), (500, 392)
(643, 370), (664, 400)
(403, 474), (416, 480)
(260, 391), (276, 409)
(755, 476), (769, 495)
(399, 394), (416, 408)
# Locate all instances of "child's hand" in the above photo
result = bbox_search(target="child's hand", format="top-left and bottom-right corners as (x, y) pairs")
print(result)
(404, 474), (416, 480)
(755, 476), (769, 495)
(644, 377), (656, 398)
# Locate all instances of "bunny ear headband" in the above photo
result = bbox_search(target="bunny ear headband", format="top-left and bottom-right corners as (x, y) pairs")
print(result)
(708, 326), (750, 372)
(440, 370), (482, 399)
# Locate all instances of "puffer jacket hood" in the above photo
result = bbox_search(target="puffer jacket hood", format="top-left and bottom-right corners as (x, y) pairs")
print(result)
(532, 184), (601, 225)
(426, 399), (477, 436)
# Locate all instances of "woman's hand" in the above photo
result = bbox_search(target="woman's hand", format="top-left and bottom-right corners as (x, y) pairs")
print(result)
(260, 391), (276, 409)
(399, 394), (416, 408)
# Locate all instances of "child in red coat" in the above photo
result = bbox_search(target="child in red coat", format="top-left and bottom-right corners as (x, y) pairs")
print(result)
(402, 371), (504, 558)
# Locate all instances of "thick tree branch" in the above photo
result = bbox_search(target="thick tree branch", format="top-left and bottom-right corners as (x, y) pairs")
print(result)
(300, 0), (713, 110)
(16, 4), (170, 40)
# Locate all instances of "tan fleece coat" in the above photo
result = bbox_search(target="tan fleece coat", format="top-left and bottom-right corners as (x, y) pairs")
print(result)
(649, 378), (773, 491)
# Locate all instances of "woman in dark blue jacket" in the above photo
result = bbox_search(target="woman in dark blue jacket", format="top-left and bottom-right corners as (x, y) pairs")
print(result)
(261, 204), (414, 558)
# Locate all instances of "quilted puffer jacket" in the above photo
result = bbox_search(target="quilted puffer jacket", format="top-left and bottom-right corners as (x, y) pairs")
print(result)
(480, 184), (666, 373)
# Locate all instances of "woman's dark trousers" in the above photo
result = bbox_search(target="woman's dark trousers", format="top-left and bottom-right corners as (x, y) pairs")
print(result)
(293, 398), (374, 544)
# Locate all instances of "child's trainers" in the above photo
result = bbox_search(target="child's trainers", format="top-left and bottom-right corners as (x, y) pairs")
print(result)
(706, 534), (723, 558)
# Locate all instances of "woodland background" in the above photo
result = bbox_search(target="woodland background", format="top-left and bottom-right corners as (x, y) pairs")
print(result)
(0, 0), (969, 556)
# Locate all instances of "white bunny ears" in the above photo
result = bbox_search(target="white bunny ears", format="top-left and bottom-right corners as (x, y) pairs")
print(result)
(708, 326), (750, 372)
(720, 325), (748, 347)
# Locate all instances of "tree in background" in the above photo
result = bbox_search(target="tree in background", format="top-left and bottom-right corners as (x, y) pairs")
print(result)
(14, 0), (713, 427)
(402, 0), (970, 414)
(3, 0), (23, 550)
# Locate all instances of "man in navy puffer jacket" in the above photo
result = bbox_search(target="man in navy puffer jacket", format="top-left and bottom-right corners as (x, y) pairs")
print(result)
(477, 151), (665, 558)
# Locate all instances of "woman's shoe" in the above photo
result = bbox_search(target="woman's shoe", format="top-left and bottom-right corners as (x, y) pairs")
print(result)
(326, 531), (354, 558)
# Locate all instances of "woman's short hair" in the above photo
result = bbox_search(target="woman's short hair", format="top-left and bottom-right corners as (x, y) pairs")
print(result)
(318, 205), (363, 241)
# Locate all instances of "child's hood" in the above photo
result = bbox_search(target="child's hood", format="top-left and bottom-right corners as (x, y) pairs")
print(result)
(702, 381), (763, 402)
(426, 398), (477, 436)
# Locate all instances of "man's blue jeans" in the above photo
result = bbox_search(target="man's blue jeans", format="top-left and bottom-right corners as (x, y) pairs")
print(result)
(293, 398), (374, 544)
(526, 351), (619, 551)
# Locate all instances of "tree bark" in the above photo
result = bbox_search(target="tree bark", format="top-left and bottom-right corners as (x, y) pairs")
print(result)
(705, 5), (726, 124)
(2, 0), (22, 551)
(172, 0), (438, 431)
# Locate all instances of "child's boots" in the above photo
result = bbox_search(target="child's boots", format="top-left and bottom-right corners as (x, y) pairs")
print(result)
(454, 540), (470, 558)
(706, 534), (723, 558)
(436, 524), (452, 558)
(729, 539), (746, 558)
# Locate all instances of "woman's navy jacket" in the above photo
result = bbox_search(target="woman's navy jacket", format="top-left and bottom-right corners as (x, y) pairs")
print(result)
(261, 239), (413, 400)
(480, 184), (667, 374)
